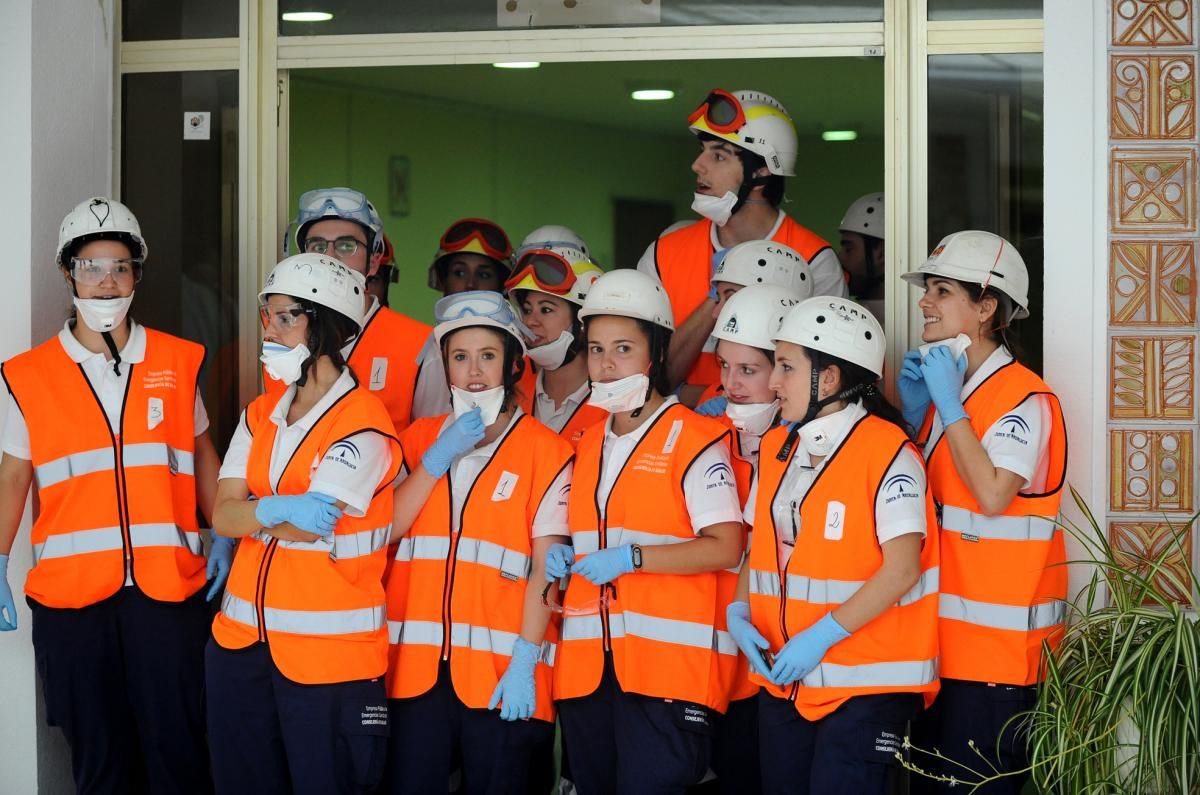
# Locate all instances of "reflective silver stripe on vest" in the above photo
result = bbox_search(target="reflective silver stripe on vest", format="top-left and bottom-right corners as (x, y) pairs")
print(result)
(572, 527), (689, 556)
(941, 506), (1059, 543)
(561, 611), (717, 651)
(390, 620), (557, 666)
(121, 443), (196, 476)
(456, 538), (531, 581)
(32, 525), (124, 562)
(332, 526), (391, 560)
(450, 622), (519, 656)
(394, 535), (452, 562)
(939, 593), (1064, 632)
(35, 448), (114, 489)
(221, 593), (384, 635)
(716, 629), (737, 656)
(35, 443), (195, 489)
(388, 619), (443, 646)
(751, 567), (938, 607)
(129, 523), (204, 556)
(802, 658), (939, 689)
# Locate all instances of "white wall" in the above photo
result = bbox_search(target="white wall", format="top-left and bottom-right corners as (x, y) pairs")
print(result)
(1043, 0), (1107, 598)
(0, 1), (115, 792)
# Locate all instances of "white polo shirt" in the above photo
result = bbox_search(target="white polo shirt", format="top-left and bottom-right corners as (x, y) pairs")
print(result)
(595, 397), (743, 533)
(411, 331), (452, 420)
(1, 321), (210, 460)
(921, 346), (1053, 492)
(744, 402), (927, 566)
(219, 368), (397, 517)
(533, 369), (591, 434)
(443, 409), (571, 538)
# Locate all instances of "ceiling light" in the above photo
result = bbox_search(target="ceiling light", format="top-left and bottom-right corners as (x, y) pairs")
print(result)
(493, 61), (541, 69)
(822, 130), (858, 142)
(631, 89), (675, 101)
(281, 11), (333, 22)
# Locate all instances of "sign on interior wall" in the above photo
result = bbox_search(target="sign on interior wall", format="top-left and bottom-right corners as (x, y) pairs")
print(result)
(389, 155), (411, 217)
(183, 111), (211, 141)
(497, 0), (661, 27)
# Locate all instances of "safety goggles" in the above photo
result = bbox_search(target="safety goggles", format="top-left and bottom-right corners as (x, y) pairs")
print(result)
(504, 249), (578, 295)
(70, 257), (143, 286)
(687, 89), (746, 134)
(304, 236), (368, 257)
(440, 218), (512, 261)
(541, 581), (617, 617)
(297, 187), (372, 219)
(434, 290), (516, 325)
(258, 301), (311, 330)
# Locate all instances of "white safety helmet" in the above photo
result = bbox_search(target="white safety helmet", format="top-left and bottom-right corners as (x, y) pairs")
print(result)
(57, 197), (149, 267)
(260, 253), (367, 331)
(505, 245), (604, 308)
(291, 187), (385, 256)
(578, 269), (674, 332)
(839, 193), (885, 240)
(433, 290), (530, 354)
(712, 240), (815, 298)
(688, 89), (798, 177)
(901, 230), (1030, 320)
(713, 284), (803, 352)
(774, 296), (886, 378)
(515, 224), (591, 260)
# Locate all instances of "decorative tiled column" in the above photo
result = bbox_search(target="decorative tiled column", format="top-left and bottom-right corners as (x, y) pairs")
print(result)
(1109, 0), (1199, 599)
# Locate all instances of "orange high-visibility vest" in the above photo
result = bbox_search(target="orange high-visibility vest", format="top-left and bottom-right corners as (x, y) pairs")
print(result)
(3, 329), (207, 608)
(211, 385), (401, 685)
(712, 414), (757, 703)
(748, 417), (940, 721)
(651, 217), (831, 388)
(554, 403), (734, 711)
(264, 304), (429, 432)
(918, 359), (1067, 686)
(536, 390), (608, 450)
(385, 413), (573, 723)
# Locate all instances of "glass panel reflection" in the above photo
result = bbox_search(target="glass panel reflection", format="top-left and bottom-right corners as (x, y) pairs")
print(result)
(123, 0), (238, 41)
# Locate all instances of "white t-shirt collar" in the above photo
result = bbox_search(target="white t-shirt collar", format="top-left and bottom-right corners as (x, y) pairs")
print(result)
(708, 209), (786, 250)
(270, 367), (357, 431)
(59, 319), (147, 365)
(603, 395), (679, 442)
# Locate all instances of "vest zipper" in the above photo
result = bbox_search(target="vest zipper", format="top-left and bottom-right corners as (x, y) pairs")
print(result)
(254, 537), (279, 644)
(599, 516), (612, 652)
(441, 479), (461, 661)
(112, 433), (134, 584)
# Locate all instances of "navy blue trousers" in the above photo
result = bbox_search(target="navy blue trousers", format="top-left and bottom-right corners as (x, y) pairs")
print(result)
(758, 690), (921, 794)
(557, 657), (715, 794)
(709, 694), (760, 794)
(909, 678), (1037, 795)
(29, 586), (212, 795)
(205, 640), (388, 795)
(381, 662), (554, 795)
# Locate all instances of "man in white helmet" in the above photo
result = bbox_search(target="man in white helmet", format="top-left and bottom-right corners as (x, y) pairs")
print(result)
(637, 88), (848, 403)
(0, 197), (224, 794)
(838, 192), (886, 322)
(277, 187), (432, 433)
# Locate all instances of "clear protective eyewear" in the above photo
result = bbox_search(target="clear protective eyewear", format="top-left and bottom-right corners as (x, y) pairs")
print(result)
(258, 301), (310, 330)
(304, 236), (368, 257)
(434, 289), (518, 326)
(297, 187), (373, 220)
(70, 257), (143, 286)
(541, 580), (617, 617)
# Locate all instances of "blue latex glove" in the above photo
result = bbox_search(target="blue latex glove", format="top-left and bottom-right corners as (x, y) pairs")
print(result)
(544, 543), (576, 579)
(707, 248), (729, 300)
(255, 492), (342, 537)
(769, 612), (850, 686)
(572, 545), (635, 586)
(488, 636), (540, 721)
(205, 532), (236, 602)
(726, 601), (772, 679)
(694, 395), (728, 417)
(422, 407), (486, 478)
(0, 554), (16, 631)
(920, 345), (969, 428)
(897, 350), (932, 430)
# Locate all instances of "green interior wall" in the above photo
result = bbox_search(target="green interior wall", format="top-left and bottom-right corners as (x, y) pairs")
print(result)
(289, 64), (883, 324)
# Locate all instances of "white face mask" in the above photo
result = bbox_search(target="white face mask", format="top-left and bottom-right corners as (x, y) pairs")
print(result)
(691, 191), (739, 227)
(919, 332), (972, 361)
(799, 406), (855, 458)
(450, 385), (506, 426)
(588, 373), (650, 414)
(725, 400), (779, 436)
(260, 341), (312, 386)
(526, 330), (574, 371)
(73, 295), (134, 333)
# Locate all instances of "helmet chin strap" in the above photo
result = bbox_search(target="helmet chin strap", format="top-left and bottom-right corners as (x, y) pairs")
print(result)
(775, 367), (871, 461)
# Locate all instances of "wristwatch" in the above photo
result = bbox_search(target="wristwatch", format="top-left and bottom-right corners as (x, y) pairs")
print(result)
(630, 544), (643, 570)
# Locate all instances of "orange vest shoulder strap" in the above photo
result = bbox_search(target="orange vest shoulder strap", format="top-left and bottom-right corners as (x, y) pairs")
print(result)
(777, 215), (833, 262)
